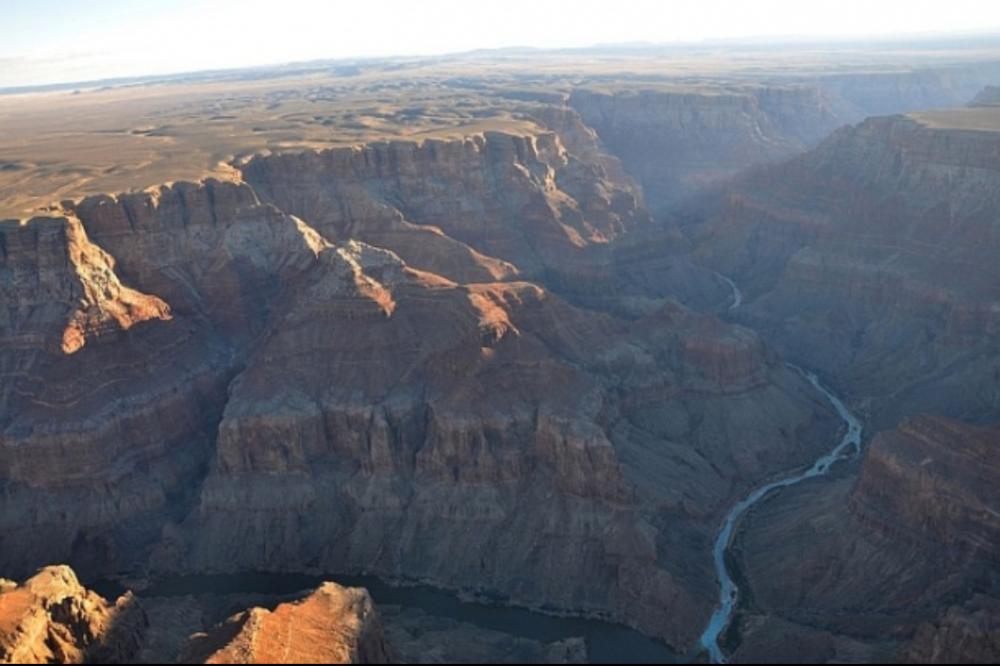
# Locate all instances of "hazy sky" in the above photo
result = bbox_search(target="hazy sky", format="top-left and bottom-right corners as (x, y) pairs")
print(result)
(3, 0), (1000, 87)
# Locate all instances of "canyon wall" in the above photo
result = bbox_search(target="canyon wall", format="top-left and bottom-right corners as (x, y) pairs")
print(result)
(569, 85), (846, 214)
(695, 112), (1000, 427)
(0, 125), (841, 652)
(729, 414), (1000, 662)
(0, 214), (234, 579)
(803, 61), (1000, 117)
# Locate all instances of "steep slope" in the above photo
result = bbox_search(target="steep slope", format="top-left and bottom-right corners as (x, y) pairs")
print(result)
(1, 127), (841, 653)
(728, 415), (1000, 662)
(241, 129), (649, 288)
(569, 84), (845, 214)
(180, 582), (391, 664)
(0, 566), (145, 664)
(0, 215), (170, 355)
(804, 61), (1000, 118)
(695, 110), (1000, 427)
(180, 238), (834, 648)
(0, 214), (232, 579)
(0, 180), (347, 579)
(900, 596), (1000, 664)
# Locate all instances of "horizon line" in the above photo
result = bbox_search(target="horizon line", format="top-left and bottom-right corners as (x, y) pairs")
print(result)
(4, 28), (1000, 96)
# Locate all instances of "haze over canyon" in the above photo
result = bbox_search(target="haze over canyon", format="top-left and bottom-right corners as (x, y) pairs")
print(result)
(1, 21), (1000, 665)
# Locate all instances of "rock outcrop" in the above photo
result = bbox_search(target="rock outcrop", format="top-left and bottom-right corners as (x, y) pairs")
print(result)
(0, 565), (146, 664)
(900, 596), (1000, 664)
(180, 582), (391, 664)
(0, 212), (233, 579)
(695, 110), (1000, 427)
(0, 215), (170, 355)
(241, 129), (649, 288)
(727, 414), (1000, 662)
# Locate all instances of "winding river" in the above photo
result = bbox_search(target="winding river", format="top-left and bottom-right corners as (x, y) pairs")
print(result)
(698, 279), (864, 664)
(716, 272), (743, 312)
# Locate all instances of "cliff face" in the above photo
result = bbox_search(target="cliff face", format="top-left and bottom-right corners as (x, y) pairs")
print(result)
(728, 414), (1000, 662)
(569, 85), (845, 214)
(0, 566), (146, 664)
(0, 216), (170, 355)
(182, 236), (829, 647)
(70, 180), (329, 344)
(0, 213), (235, 579)
(0, 125), (842, 651)
(852, 415), (1000, 560)
(181, 582), (391, 664)
(241, 128), (649, 287)
(0, 178), (350, 579)
(696, 112), (1000, 425)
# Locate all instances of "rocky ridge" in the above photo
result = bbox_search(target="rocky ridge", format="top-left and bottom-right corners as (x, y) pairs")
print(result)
(181, 582), (391, 664)
(0, 566), (145, 664)
(695, 111), (1000, 427)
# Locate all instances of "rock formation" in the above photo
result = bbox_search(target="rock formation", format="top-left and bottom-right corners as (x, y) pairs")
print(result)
(0, 122), (840, 652)
(241, 129), (649, 286)
(569, 85), (845, 213)
(180, 582), (391, 664)
(853, 415), (1000, 559)
(0, 215), (171, 355)
(0, 565), (146, 664)
(726, 414), (1000, 661)
(4, 48), (1000, 664)
(695, 110), (1000, 427)
(804, 62), (1000, 117)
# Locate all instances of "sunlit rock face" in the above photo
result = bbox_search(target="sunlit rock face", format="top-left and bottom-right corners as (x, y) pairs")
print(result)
(0, 122), (836, 652)
(0, 565), (146, 664)
(180, 582), (391, 664)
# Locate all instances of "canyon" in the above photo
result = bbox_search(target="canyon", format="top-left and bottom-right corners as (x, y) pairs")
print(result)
(2, 39), (1000, 663)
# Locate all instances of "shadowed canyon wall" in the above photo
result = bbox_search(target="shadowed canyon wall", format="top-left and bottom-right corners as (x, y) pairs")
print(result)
(0, 119), (840, 652)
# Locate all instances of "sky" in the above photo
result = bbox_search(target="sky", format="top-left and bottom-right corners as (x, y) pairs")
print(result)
(3, 0), (1000, 88)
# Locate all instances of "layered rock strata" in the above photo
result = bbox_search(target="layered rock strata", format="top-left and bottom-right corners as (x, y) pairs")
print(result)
(695, 111), (1000, 426)
(1, 126), (839, 652)
(729, 415), (1000, 662)
(569, 85), (845, 213)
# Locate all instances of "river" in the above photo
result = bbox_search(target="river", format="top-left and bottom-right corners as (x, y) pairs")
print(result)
(716, 272), (743, 312)
(94, 275), (856, 665)
(698, 276), (864, 663)
(93, 571), (679, 664)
